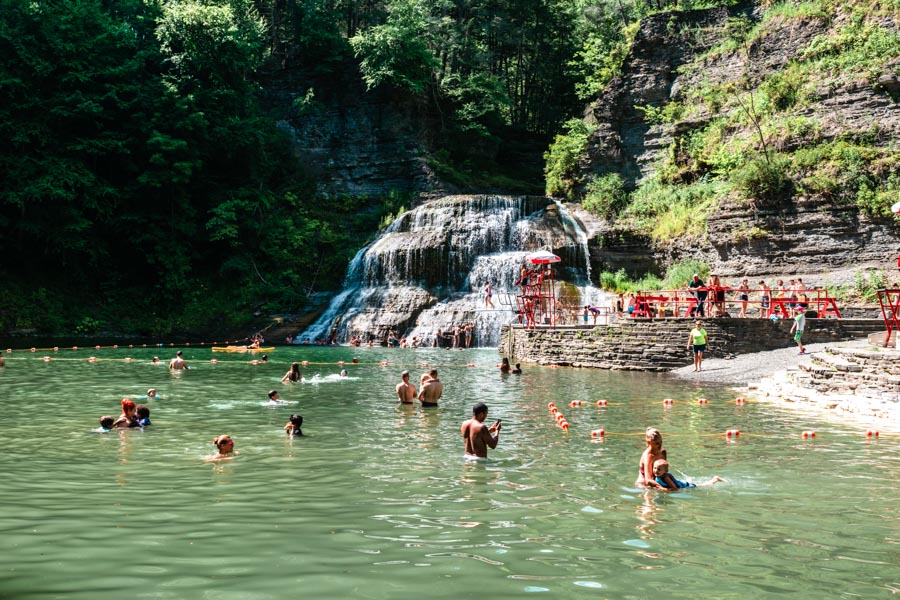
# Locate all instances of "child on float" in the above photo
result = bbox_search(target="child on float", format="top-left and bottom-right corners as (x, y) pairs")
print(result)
(653, 459), (725, 490)
(284, 414), (303, 437)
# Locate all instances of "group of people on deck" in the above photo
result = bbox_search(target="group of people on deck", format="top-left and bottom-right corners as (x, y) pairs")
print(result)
(615, 274), (814, 319)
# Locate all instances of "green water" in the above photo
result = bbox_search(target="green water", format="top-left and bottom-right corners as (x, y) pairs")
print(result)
(0, 346), (897, 599)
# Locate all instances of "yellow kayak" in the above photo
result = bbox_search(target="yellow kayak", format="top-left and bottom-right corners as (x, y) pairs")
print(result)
(211, 346), (275, 353)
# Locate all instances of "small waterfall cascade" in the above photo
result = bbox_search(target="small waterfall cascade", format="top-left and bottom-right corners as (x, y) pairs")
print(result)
(300, 195), (610, 346)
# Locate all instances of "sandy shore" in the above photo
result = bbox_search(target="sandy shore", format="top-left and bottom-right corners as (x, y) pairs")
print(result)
(671, 340), (900, 433)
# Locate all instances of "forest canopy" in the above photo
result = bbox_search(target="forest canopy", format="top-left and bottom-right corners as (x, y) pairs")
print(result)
(0, 0), (737, 335)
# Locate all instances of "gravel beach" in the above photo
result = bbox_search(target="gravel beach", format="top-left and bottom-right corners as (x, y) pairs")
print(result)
(671, 339), (900, 431)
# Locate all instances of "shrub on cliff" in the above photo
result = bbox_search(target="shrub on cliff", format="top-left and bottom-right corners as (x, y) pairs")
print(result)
(544, 119), (595, 199)
(583, 173), (627, 218)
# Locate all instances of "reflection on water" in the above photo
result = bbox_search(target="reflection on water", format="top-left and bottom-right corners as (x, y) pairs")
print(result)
(0, 346), (897, 598)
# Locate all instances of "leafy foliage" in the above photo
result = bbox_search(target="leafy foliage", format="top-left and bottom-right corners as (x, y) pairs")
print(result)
(544, 119), (595, 199)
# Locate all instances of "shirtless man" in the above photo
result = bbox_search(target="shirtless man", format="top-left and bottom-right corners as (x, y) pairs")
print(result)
(169, 351), (188, 370)
(418, 368), (443, 407)
(461, 402), (500, 458)
(395, 370), (416, 404)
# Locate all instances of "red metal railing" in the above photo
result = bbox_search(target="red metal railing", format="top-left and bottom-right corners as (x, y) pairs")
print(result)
(626, 288), (841, 319)
(876, 288), (900, 347)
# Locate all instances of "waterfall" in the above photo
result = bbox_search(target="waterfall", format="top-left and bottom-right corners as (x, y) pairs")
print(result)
(299, 195), (610, 346)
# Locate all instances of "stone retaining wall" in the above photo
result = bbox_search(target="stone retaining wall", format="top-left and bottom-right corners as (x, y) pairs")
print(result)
(501, 318), (887, 371)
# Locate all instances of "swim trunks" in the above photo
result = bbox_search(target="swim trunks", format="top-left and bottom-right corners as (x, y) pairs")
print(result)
(421, 402), (439, 408)
(399, 401), (415, 405)
(692, 344), (707, 354)
(739, 294), (749, 301)
(761, 296), (770, 308)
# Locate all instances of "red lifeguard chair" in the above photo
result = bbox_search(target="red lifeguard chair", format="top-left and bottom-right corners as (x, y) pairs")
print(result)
(516, 251), (560, 328)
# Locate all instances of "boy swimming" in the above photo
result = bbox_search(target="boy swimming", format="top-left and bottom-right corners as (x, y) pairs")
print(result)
(653, 459), (725, 490)
(284, 414), (303, 437)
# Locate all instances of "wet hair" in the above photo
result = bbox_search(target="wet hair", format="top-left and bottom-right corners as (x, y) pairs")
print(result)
(268, 389), (279, 399)
(176, 351), (183, 357)
(429, 368), (438, 378)
(213, 435), (233, 449)
(147, 388), (156, 396)
(646, 427), (662, 444)
(473, 402), (488, 416)
(99, 415), (115, 429)
(289, 414), (303, 427)
(121, 398), (136, 411)
(401, 370), (409, 378)
(136, 405), (150, 419)
(653, 459), (669, 475)
(261, 355), (268, 362)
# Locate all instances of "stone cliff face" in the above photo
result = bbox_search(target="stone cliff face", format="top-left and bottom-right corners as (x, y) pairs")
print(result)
(259, 63), (446, 199)
(580, 4), (900, 282)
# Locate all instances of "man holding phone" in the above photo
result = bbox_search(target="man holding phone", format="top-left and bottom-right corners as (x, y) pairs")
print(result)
(461, 402), (500, 458)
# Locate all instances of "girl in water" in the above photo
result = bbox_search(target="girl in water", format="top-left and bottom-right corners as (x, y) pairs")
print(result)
(636, 428), (668, 489)
(282, 362), (302, 383)
(206, 435), (236, 461)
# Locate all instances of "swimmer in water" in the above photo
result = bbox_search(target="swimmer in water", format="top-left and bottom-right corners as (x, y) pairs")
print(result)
(266, 389), (283, 404)
(396, 370), (416, 404)
(637, 428), (667, 489)
(98, 415), (115, 431)
(512, 363), (522, 374)
(282, 362), (302, 383)
(206, 435), (236, 461)
(653, 459), (724, 490)
(461, 402), (500, 458)
(135, 405), (152, 427)
(152, 356), (160, 364)
(169, 351), (188, 370)
(147, 388), (157, 398)
(340, 369), (348, 377)
(284, 414), (303, 437)
(113, 399), (138, 429)
(418, 369), (443, 407)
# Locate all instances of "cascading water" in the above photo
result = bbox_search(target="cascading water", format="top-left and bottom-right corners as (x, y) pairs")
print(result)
(299, 195), (609, 346)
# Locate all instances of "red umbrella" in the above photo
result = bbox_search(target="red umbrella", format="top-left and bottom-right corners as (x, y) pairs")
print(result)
(525, 250), (561, 264)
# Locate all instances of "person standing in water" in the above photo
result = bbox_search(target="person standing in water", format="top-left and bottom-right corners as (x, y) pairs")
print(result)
(282, 362), (302, 383)
(169, 351), (188, 370)
(418, 369), (443, 407)
(396, 370), (416, 404)
(461, 402), (500, 458)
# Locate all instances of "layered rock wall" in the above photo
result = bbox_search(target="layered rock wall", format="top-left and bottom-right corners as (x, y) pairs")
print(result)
(501, 318), (886, 370)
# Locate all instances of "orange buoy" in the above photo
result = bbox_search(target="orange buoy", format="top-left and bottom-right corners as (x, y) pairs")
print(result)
(88, 357), (96, 363)
(53, 347), (59, 352)
(865, 430), (879, 438)
(124, 357), (132, 362)
(200, 342), (206, 346)
(142, 344), (147, 348)
(698, 398), (709, 404)
(128, 344), (134, 349)
(556, 413), (566, 422)
(210, 359), (218, 364)
(30, 347), (36, 353)
(380, 361), (388, 366)
(725, 429), (740, 438)
(421, 362), (429, 367)
(467, 363), (475, 367)
(549, 365), (559, 369)
(801, 430), (816, 439)
(550, 407), (559, 415)
(569, 400), (583, 407)
(735, 397), (746, 404)
(42, 356), (51, 362)
(302, 361), (309, 366)
(548, 402), (556, 409)
(591, 428), (605, 438)
(72, 346), (78, 351)
(338, 360), (344, 365)
(663, 398), (674, 406)
(597, 399), (609, 407)
(113, 345), (119, 349)
(559, 420), (569, 430)
(184, 343), (189, 347)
